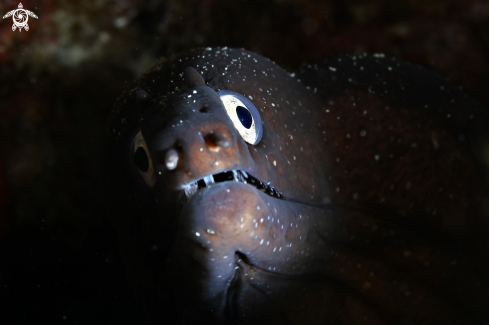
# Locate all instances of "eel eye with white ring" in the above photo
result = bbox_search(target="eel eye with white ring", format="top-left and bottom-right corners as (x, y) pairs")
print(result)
(133, 130), (155, 187)
(218, 90), (263, 145)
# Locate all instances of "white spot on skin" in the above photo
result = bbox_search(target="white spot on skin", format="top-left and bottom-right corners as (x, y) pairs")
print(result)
(273, 160), (276, 166)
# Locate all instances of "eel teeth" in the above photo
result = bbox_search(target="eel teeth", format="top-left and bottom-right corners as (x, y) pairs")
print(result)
(182, 170), (284, 201)
(234, 170), (247, 183)
(184, 181), (198, 199)
(232, 170), (240, 182)
(203, 175), (215, 186)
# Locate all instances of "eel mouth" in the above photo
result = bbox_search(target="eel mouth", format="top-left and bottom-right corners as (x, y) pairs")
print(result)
(182, 170), (283, 202)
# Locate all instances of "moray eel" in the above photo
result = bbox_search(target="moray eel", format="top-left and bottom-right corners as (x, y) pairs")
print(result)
(104, 47), (489, 324)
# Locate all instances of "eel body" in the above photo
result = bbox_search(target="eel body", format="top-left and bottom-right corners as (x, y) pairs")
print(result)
(104, 47), (489, 324)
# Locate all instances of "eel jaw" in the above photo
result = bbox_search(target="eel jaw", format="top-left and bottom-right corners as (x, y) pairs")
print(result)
(182, 170), (284, 201)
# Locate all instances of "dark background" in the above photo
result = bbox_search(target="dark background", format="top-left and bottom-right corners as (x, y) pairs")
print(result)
(1, 0), (489, 324)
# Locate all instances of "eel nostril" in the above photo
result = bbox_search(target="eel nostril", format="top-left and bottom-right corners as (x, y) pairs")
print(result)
(134, 89), (150, 102)
(204, 133), (231, 152)
(185, 66), (206, 88)
(199, 105), (209, 113)
(165, 149), (179, 170)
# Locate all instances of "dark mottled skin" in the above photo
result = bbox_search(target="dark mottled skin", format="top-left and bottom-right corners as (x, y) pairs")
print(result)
(103, 47), (489, 324)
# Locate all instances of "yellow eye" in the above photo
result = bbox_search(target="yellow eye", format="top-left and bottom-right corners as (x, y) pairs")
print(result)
(133, 131), (155, 187)
(218, 90), (263, 145)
